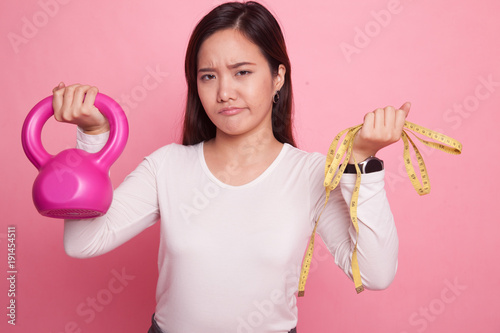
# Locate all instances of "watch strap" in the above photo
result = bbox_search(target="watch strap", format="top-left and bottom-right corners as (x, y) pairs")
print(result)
(344, 156), (384, 174)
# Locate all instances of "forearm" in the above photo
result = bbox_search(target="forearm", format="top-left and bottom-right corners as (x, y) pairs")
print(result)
(64, 129), (160, 258)
(339, 171), (399, 290)
(63, 165), (159, 258)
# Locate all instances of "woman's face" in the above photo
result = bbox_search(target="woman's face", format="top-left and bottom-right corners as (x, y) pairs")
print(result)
(197, 28), (285, 139)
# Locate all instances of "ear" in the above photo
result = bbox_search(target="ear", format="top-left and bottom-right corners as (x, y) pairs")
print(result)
(273, 64), (286, 92)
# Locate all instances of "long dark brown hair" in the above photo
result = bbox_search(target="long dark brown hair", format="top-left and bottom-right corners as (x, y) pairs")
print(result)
(182, 1), (295, 147)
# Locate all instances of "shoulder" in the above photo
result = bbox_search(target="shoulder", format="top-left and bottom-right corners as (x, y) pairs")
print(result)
(144, 142), (201, 169)
(283, 144), (326, 171)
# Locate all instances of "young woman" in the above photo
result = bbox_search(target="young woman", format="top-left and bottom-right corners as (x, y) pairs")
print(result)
(52, 2), (407, 332)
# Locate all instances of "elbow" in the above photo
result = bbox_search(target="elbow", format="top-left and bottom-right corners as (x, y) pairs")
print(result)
(64, 241), (87, 259)
(63, 219), (102, 259)
(365, 224), (399, 290)
(365, 275), (396, 291)
(364, 260), (398, 291)
(63, 237), (96, 259)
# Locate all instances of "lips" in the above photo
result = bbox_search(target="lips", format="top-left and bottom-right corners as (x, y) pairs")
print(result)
(218, 107), (245, 115)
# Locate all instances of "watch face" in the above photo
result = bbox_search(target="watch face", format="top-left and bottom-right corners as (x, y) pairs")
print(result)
(364, 158), (384, 173)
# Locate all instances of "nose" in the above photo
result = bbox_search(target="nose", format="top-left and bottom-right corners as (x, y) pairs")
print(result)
(217, 74), (236, 103)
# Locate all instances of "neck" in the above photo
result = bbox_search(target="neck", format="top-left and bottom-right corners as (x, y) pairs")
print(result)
(206, 127), (282, 164)
(203, 127), (285, 186)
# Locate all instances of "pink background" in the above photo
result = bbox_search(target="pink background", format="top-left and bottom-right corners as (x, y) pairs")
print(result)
(1, 0), (499, 332)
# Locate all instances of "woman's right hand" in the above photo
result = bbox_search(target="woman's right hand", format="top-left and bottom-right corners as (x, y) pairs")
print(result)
(52, 82), (110, 135)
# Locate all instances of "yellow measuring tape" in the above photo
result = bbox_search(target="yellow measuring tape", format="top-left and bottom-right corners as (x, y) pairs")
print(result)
(298, 121), (462, 296)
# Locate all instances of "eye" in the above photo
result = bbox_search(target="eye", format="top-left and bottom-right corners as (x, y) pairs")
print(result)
(200, 74), (216, 81)
(236, 70), (251, 76)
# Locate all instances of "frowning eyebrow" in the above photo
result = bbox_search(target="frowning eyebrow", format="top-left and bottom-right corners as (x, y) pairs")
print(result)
(198, 62), (256, 73)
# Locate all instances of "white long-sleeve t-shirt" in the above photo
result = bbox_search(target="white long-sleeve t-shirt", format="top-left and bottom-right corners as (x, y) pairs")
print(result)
(64, 129), (398, 333)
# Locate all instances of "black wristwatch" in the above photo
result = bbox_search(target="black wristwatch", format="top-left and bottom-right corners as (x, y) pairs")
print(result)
(344, 156), (384, 174)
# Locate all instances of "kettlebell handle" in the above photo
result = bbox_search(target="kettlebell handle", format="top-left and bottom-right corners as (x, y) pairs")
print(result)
(21, 93), (129, 170)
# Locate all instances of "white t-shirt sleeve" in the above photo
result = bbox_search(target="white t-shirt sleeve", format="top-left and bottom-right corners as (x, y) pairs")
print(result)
(63, 130), (162, 258)
(310, 155), (398, 290)
(75, 127), (110, 153)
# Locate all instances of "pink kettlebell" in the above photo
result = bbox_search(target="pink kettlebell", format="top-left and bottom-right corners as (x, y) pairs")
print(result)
(21, 93), (128, 219)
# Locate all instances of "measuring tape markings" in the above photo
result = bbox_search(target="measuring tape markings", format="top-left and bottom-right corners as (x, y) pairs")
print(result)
(298, 121), (462, 297)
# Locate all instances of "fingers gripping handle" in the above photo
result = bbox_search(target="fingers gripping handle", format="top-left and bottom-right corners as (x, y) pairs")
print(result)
(92, 94), (129, 168)
(21, 93), (129, 170)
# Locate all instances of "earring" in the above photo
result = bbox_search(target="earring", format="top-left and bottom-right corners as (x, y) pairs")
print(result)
(273, 90), (280, 104)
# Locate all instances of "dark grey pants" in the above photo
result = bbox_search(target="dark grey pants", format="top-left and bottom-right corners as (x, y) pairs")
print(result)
(148, 314), (297, 333)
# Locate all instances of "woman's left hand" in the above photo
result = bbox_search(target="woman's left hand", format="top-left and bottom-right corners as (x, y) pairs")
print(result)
(349, 102), (411, 163)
